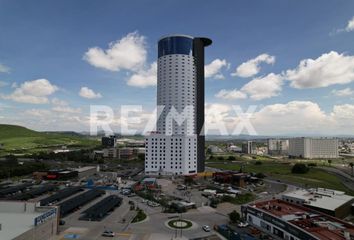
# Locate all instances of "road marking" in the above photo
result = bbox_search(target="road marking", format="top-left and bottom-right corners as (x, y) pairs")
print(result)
(116, 232), (132, 236)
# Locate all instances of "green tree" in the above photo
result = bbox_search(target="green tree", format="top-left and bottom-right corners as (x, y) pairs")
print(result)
(291, 163), (309, 174)
(206, 148), (212, 155)
(328, 159), (332, 166)
(255, 172), (266, 179)
(228, 210), (240, 223)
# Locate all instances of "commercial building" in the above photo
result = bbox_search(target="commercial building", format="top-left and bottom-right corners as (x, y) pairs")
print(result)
(102, 147), (119, 159)
(145, 34), (212, 175)
(116, 138), (145, 147)
(242, 199), (354, 240)
(74, 166), (98, 179)
(33, 169), (78, 180)
(119, 148), (134, 160)
(268, 139), (289, 155)
(242, 141), (257, 154)
(227, 144), (242, 152)
(133, 147), (145, 155)
(207, 145), (224, 154)
(102, 147), (136, 160)
(213, 171), (260, 188)
(281, 188), (354, 218)
(289, 137), (339, 159)
(101, 135), (116, 147)
(0, 201), (58, 240)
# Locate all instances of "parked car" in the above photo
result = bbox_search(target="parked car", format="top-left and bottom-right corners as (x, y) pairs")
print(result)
(177, 184), (187, 190)
(202, 225), (211, 232)
(102, 230), (115, 237)
(238, 222), (249, 228)
(147, 201), (160, 207)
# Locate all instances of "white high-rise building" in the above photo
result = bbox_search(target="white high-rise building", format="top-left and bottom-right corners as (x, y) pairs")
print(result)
(145, 35), (211, 175)
(288, 137), (339, 159)
(268, 139), (289, 155)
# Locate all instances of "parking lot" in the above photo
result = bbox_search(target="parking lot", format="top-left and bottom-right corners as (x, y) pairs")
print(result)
(6, 171), (286, 240)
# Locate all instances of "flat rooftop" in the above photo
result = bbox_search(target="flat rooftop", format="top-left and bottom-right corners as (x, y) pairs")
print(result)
(282, 188), (354, 211)
(253, 199), (354, 240)
(0, 211), (41, 240)
(75, 166), (97, 172)
(142, 177), (157, 183)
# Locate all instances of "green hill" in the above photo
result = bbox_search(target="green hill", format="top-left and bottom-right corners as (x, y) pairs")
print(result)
(0, 124), (43, 139)
(0, 124), (99, 156)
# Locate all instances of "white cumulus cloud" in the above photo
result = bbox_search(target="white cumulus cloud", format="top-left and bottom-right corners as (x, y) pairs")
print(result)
(332, 88), (353, 97)
(205, 59), (229, 79)
(79, 87), (102, 99)
(252, 101), (333, 134)
(83, 32), (147, 72)
(240, 73), (283, 100)
(52, 106), (81, 114)
(332, 104), (354, 119)
(231, 53), (275, 78)
(127, 62), (157, 88)
(51, 98), (68, 106)
(285, 51), (354, 89)
(215, 89), (247, 100)
(1, 79), (58, 104)
(345, 16), (354, 32)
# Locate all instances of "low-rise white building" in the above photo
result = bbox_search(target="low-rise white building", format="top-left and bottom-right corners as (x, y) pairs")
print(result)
(207, 145), (224, 154)
(227, 144), (242, 152)
(282, 188), (354, 218)
(289, 137), (339, 159)
(242, 199), (354, 240)
(0, 201), (58, 240)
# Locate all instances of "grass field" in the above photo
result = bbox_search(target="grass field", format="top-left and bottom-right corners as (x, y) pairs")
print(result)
(207, 161), (354, 195)
(0, 124), (100, 156)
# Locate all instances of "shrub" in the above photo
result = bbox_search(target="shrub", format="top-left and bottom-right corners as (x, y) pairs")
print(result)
(254, 161), (262, 165)
(132, 209), (147, 223)
(168, 219), (192, 229)
(221, 193), (255, 205)
(228, 210), (240, 223)
(255, 172), (266, 179)
(308, 163), (317, 167)
(291, 163), (309, 174)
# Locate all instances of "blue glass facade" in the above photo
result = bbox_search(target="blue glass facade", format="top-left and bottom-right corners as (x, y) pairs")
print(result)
(158, 36), (193, 58)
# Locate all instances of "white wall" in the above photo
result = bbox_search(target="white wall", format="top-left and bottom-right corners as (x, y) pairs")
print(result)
(0, 201), (36, 213)
(289, 138), (338, 159)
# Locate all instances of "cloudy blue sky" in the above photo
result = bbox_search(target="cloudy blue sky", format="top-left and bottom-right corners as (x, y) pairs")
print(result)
(0, 0), (354, 135)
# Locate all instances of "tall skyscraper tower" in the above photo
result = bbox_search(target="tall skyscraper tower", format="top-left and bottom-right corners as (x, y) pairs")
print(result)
(145, 34), (212, 175)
